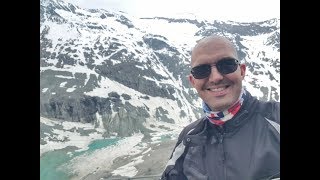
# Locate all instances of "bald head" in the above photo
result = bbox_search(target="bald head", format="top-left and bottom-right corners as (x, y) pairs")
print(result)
(191, 35), (238, 67)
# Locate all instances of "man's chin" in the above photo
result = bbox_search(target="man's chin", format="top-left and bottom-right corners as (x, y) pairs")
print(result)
(208, 103), (229, 111)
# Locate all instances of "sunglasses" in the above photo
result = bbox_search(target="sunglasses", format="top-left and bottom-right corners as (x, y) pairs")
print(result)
(191, 57), (240, 79)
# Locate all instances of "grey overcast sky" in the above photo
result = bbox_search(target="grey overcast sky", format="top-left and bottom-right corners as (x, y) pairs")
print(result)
(64, 0), (280, 22)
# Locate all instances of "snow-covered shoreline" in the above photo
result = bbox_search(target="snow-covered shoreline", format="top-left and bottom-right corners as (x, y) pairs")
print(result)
(40, 116), (106, 157)
(40, 116), (180, 179)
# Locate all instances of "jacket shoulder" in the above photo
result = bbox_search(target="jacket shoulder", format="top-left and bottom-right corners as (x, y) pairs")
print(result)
(182, 117), (206, 135)
(176, 117), (205, 143)
(255, 100), (280, 124)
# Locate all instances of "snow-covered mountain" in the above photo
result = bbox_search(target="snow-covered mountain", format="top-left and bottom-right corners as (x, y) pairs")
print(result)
(40, 0), (280, 139)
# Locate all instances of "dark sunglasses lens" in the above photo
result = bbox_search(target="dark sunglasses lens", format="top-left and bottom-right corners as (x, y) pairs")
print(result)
(191, 65), (211, 79)
(216, 58), (238, 74)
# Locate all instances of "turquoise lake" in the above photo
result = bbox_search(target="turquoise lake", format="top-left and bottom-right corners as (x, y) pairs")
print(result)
(40, 138), (119, 180)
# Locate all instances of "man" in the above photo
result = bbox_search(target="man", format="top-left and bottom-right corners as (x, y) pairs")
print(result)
(161, 35), (280, 180)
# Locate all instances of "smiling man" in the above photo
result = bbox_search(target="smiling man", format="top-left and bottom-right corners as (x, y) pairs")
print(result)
(161, 35), (280, 180)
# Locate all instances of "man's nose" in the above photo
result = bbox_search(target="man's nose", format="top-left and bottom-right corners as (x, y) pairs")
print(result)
(208, 66), (223, 82)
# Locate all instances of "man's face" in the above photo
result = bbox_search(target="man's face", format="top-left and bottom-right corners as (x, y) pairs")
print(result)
(189, 39), (246, 111)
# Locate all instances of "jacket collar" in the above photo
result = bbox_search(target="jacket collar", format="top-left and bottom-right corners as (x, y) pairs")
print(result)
(222, 91), (257, 133)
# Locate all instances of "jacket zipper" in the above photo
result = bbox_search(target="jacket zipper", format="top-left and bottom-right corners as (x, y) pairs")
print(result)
(217, 126), (226, 180)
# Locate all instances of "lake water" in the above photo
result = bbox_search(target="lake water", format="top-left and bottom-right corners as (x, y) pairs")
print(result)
(40, 138), (119, 180)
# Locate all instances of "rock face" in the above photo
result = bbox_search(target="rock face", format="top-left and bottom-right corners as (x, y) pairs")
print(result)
(40, 0), (280, 137)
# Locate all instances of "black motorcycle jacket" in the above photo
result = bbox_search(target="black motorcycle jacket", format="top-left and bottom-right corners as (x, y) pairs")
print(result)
(161, 91), (280, 180)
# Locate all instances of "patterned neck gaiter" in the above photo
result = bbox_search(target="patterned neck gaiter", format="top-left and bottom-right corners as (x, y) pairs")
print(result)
(203, 88), (246, 126)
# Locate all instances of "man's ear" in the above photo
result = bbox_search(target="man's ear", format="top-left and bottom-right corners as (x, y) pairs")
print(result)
(240, 64), (246, 79)
(188, 74), (195, 87)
